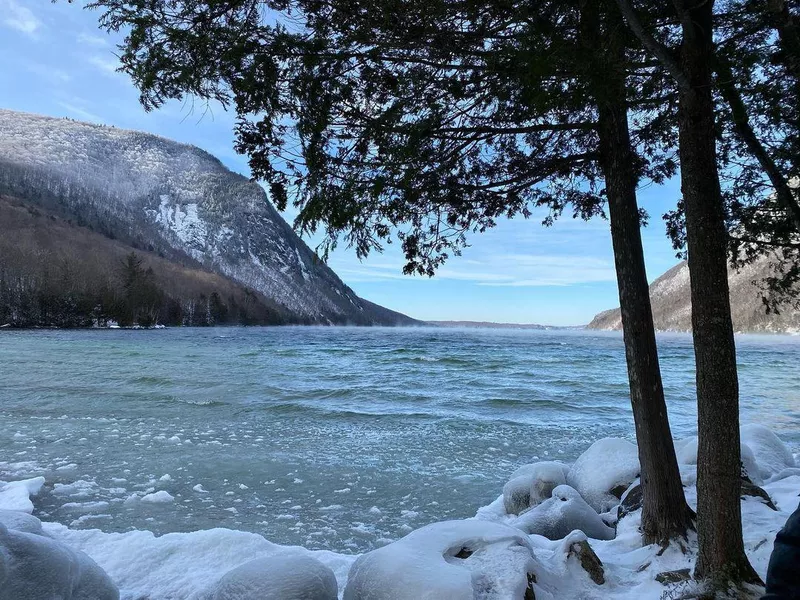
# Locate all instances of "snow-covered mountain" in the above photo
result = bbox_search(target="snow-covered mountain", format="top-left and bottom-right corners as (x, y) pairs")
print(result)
(587, 256), (800, 333)
(0, 109), (414, 325)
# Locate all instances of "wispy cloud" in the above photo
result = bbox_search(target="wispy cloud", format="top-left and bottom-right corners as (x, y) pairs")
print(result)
(329, 251), (616, 287)
(88, 54), (120, 76)
(1, 0), (42, 36)
(77, 32), (109, 47)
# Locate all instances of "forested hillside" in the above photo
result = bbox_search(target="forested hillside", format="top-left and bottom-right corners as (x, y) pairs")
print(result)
(0, 110), (415, 327)
(0, 196), (293, 327)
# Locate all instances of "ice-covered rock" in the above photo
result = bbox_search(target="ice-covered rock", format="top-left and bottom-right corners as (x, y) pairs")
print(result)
(563, 534), (604, 585)
(343, 520), (537, 600)
(211, 554), (337, 600)
(512, 485), (615, 541)
(616, 482), (642, 521)
(741, 424), (796, 482)
(740, 479), (777, 510)
(677, 436), (763, 484)
(503, 461), (569, 515)
(566, 439), (639, 513)
(0, 510), (43, 535)
(0, 522), (119, 600)
(0, 477), (45, 514)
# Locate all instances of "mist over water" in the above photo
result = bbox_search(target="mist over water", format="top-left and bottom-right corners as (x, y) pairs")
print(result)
(1, 327), (798, 553)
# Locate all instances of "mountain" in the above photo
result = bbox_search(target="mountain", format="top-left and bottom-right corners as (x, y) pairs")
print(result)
(0, 109), (415, 327)
(587, 257), (800, 334)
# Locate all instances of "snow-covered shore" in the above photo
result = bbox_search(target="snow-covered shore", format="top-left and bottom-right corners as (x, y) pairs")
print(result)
(1, 424), (797, 599)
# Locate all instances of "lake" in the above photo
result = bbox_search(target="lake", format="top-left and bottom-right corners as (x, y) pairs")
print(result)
(0, 327), (797, 553)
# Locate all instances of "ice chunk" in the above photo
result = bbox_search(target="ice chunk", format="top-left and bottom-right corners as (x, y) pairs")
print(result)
(140, 491), (174, 504)
(512, 485), (615, 541)
(0, 522), (119, 600)
(211, 554), (337, 600)
(503, 461), (568, 515)
(53, 480), (100, 499)
(0, 477), (45, 513)
(566, 438), (639, 513)
(741, 424), (796, 482)
(343, 520), (537, 600)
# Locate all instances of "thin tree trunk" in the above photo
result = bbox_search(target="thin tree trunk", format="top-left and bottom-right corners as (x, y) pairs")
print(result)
(674, 0), (761, 587)
(579, 0), (693, 546)
(714, 55), (800, 233)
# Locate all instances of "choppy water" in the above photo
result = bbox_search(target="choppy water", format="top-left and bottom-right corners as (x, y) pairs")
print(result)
(0, 327), (798, 552)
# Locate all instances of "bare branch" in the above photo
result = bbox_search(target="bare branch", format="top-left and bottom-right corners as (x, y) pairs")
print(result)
(614, 0), (693, 92)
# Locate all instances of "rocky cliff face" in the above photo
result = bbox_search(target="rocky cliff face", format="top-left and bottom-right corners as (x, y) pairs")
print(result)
(587, 257), (800, 333)
(0, 109), (414, 325)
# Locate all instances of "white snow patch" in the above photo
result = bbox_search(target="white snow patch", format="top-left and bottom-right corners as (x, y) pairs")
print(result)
(0, 477), (45, 513)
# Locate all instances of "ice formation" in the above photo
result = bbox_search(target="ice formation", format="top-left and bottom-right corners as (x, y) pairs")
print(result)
(0, 425), (796, 599)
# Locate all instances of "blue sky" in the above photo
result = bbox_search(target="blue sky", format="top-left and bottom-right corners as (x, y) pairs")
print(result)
(0, 0), (685, 325)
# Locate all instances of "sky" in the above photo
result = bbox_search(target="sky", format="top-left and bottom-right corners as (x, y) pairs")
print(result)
(0, 0), (686, 325)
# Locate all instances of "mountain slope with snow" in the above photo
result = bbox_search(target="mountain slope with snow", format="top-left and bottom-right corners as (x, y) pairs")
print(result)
(587, 256), (800, 333)
(0, 109), (414, 325)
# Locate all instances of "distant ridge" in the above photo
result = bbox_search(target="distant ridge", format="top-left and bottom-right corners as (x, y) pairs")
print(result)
(587, 257), (800, 334)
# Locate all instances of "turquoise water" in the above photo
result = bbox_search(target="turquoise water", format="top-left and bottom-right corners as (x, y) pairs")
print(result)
(0, 327), (798, 552)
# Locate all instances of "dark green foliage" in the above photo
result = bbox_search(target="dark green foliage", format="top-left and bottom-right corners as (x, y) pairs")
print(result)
(640, 0), (800, 311)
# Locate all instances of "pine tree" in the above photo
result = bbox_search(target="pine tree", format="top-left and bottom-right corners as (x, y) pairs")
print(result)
(615, 0), (763, 588)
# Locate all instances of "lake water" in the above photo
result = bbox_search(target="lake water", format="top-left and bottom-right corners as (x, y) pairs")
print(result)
(0, 327), (798, 553)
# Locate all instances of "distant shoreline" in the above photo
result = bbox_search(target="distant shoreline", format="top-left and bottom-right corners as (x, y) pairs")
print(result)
(425, 320), (578, 330)
(2, 322), (798, 336)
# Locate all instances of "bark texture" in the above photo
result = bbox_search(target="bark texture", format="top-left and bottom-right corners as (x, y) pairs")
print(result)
(580, 0), (693, 546)
(674, 0), (761, 586)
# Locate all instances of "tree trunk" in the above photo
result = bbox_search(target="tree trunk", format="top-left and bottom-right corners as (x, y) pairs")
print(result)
(580, 0), (693, 546)
(674, 0), (761, 587)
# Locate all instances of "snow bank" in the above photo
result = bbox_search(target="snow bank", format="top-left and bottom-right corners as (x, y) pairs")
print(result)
(45, 523), (355, 600)
(0, 477), (44, 513)
(343, 520), (537, 600)
(566, 439), (639, 513)
(211, 554), (338, 600)
(512, 485), (615, 541)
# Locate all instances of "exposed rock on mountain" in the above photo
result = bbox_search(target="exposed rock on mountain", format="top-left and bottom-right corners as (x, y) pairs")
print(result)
(587, 257), (800, 333)
(0, 109), (414, 326)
